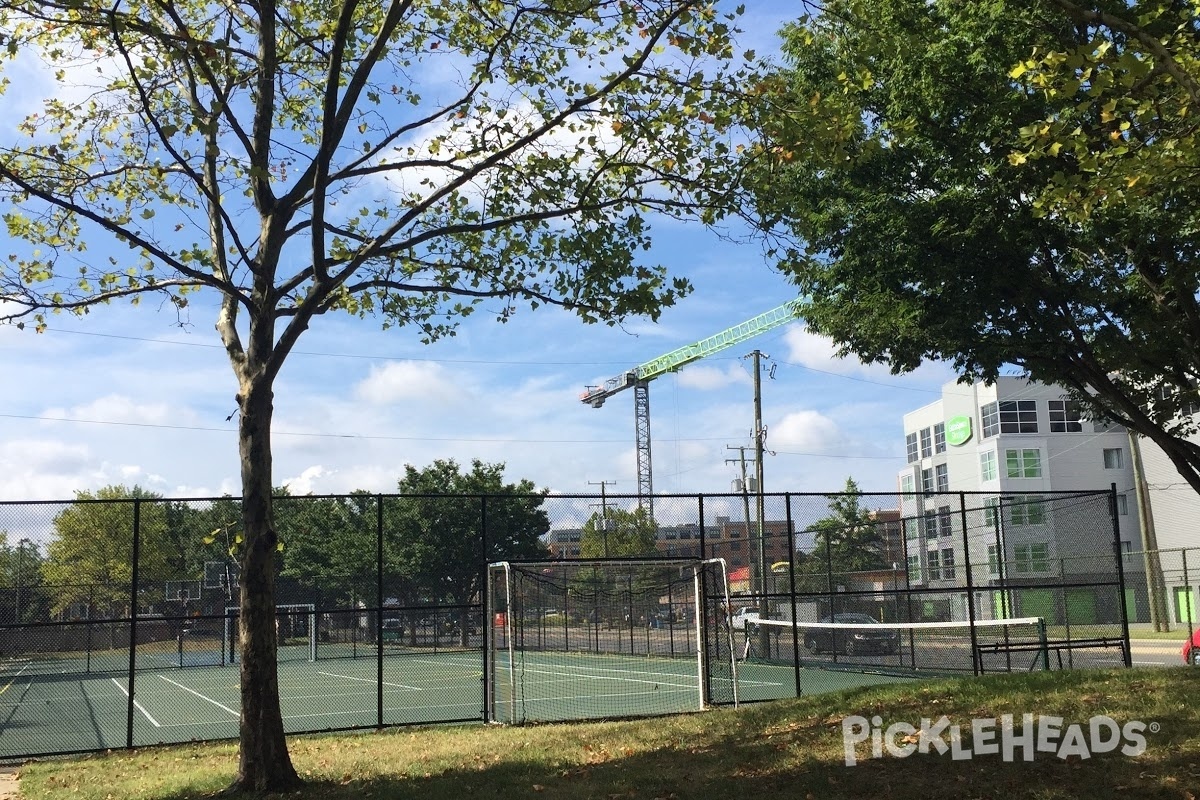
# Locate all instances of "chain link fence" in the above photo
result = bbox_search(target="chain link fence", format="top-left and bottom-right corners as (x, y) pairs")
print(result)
(0, 488), (1128, 759)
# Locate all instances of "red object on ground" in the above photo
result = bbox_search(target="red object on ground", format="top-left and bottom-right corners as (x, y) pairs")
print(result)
(1182, 629), (1200, 665)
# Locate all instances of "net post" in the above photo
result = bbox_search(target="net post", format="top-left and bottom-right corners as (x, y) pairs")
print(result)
(308, 605), (317, 662)
(1038, 616), (1050, 671)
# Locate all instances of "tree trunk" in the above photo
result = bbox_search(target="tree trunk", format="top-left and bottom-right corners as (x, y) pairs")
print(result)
(231, 381), (303, 793)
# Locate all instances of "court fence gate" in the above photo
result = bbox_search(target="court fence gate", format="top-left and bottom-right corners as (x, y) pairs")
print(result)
(0, 487), (1128, 760)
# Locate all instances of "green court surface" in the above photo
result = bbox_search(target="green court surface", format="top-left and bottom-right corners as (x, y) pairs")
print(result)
(1, 649), (913, 759)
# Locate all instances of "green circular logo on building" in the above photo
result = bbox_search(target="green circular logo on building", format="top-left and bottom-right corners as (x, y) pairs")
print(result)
(946, 415), (973, 446)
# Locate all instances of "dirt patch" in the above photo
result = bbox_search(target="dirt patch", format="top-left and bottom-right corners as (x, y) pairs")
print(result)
(0, 771), (17, 800)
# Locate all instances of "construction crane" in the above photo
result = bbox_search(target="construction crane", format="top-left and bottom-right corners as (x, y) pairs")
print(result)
(580, 299), (807, 512)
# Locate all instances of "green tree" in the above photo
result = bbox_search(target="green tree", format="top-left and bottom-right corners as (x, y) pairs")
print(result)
(0, 533), (46, 624)
(278, 492), (378, 610)
(0, 1), (753, 787)
(580, 506), (658, 558)
(808, 478), (886, 576)
(42, 486), (172, 616)
(746, 0), (1200, 495)
(390, 459), (549, 644)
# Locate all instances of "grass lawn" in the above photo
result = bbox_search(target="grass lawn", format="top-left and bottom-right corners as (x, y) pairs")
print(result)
(13, 667), (1200, 800)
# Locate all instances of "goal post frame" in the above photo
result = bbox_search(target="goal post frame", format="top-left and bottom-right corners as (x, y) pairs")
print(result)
(223, 602), (317, 664)
(486, 556), (738, 724)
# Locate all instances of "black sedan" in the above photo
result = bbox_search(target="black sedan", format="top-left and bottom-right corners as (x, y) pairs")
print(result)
(803, 613), (900, 656)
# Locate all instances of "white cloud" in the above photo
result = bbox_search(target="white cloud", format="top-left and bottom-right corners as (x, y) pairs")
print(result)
(769, 409), (848, 454)
(41, 395), (187, 427)
(353, 361), (461, 406)
(676, 363), (751, 392)
(280, 465), (334, 495)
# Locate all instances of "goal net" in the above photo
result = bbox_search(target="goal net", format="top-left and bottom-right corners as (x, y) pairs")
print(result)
(223, 603), (317, 664)
(486, 558), (738, 724)
(743, 615), (1050, 675)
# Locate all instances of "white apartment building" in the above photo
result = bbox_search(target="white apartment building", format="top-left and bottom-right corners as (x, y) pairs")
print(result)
(897, 376), (1141, 626)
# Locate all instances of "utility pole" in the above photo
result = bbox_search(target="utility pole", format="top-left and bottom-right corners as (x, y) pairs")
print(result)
(588, 480), (617, 558)
(725, 446), (756, 552)
(751, 349), (767, 609)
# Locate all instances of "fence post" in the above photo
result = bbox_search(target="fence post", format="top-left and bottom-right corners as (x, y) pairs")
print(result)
(376, 494), (384, 729)
(1111, 484), (1133, 667)
(126, 498), (141, 749)
(784, 494), (801, 698)
(959, 493), (980, 675)
(480, 495), (490, 723)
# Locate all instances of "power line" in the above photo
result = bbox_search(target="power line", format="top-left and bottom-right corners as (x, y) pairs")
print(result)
(0, 412), (746, 445)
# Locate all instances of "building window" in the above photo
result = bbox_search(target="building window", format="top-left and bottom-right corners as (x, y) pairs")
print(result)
(927, 549), (941, 581)
(1103, 448), (1124, 469)
(1116, 494), (1129, 515)
(729, 540), (741, 551)
(935, 463), (949, 492)
(1048, 399), (1083, 432)
(907, 552), (922, 583)
(937, 506), (953, 538)
(983, 496), (1000, 528)
(981, 402), (1000, 438)
(900, 474), (915, 496)
(1000, 400), (1039, 433)
(1005, 448), (1042, 478)
(922, 468), (934, 493)
(941, 548), (956, 580)
(1010, 495), (1046, 526)
(980, 450), (997, 482)
(920, 427), (933, 458)
(987, 544), (1000, 576)
(1121, 540), (1133, 562)
(1014, 543), (1050, 574)
(934, 422), (947, 453)
(904, 518), (919, 540)
(906, 432), (919, 464)
(924, 509), (938, 538)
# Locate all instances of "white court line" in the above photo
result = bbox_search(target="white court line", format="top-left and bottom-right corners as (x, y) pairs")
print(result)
(110, 678), (161, 727)
(0, 661), (31, 695)
(317, 671), (422, 691)
(159, 675), (239, 716)
(507, 664), (696, 690)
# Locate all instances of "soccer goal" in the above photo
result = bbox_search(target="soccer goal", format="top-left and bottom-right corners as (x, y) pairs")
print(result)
(486, 558), (738, 724)
(223, 603), (317, 664)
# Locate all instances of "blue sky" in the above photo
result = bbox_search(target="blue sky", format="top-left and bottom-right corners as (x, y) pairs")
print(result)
(0, 2), (959, 509)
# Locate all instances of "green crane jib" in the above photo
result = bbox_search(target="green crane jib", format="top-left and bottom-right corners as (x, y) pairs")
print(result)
(580, 299), (807, 509)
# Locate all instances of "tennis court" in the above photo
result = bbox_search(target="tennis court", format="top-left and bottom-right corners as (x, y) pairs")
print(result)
(1, 638), (921, 758)
(0, 647), (488, 758)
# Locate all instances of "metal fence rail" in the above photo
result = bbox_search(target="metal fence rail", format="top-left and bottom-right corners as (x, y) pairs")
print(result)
(0, 488), (1129, 760)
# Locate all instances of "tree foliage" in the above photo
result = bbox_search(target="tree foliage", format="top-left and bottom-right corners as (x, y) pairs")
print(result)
(579, 505), (659, 558)
(0, 532), (46, 624)
(42, 485), (174, 614)
(389, 459), (549, 638)
(807, 478), (886, 575)
(0, 0), (754, 787)
(747, 0), (1200, 494)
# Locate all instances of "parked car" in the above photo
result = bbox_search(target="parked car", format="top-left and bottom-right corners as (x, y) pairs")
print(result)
(1182, 629), (1200, 665)
(803, 613), (899, 656)
(381, 618), (403, 641)
(730, 606), (762, 632)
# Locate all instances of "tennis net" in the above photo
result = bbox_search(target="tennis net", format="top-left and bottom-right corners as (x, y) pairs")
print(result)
(741, 614), (1049, 675)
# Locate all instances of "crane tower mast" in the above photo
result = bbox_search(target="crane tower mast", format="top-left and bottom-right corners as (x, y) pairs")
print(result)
(581, 299), (806, 511)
